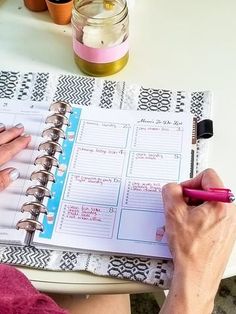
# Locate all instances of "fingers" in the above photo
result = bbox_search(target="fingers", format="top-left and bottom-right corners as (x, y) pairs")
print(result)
(162, 183), (188, 217)
(0, 123), (5, 132)
(0, 123), (24, 145)
(0, 134), (31, 165)
(0, 123), (30, 191)
(0, 168), (20, 191)
(181, 168), (224, 190)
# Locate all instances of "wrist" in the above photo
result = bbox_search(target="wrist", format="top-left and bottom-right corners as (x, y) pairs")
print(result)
(174, 259), (221, 295)
(161, 269), (216, 314)
(173, 271), (214, 312)
(160, 264), (217, 314)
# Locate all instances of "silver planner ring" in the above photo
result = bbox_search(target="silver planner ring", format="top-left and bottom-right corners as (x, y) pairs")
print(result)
(18, 101), (72, 234)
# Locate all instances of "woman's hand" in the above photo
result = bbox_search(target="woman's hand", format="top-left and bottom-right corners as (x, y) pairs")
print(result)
(160, 169), (236, 314)
(0, 123), (31, 191)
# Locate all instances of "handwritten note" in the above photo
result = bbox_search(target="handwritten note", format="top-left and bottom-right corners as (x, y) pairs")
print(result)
(77, 120), (130, 148)
(132, 125), (183, 152)
(64, 174), (121, 206)
(123, 179), (164, 211)
(56, 203), (116, 238)
(71, 145), (126, 177)
(127, 152), (181, 180)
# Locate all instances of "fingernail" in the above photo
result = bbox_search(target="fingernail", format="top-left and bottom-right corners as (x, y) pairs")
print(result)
(15, 123), (24, 129)
(9, 169), (20, 181)
(21, 133), (30, 138)
(0, 123), (5, 130)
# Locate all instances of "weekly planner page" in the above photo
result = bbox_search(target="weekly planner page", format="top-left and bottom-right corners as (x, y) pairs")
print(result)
(35, 107), (193, 258)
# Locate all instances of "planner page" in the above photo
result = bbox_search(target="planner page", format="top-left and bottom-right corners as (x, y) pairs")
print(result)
(34, 107), (193, 258)
(0, 100), (51, 244)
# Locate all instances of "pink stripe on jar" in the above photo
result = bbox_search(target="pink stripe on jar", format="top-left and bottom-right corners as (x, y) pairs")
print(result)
(73, 37), (129, 64)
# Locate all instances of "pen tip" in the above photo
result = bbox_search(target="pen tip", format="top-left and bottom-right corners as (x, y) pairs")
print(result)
(229, 195), (235, 202)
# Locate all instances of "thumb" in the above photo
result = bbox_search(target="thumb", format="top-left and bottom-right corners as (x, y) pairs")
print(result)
(0, 168), (20, 191)
(162, 183), (187, 217)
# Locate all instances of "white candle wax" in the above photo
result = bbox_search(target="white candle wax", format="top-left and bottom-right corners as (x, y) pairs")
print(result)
(82, 2), (127, 48)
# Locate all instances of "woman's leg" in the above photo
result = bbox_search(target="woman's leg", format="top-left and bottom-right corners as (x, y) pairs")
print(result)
(48, 293), (131, 314)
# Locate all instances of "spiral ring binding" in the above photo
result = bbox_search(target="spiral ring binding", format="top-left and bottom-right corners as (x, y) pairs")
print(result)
(45, 113), (69, 128)
(30, 170), (55, 185)
(18, 101), (72, 235)
(42, 127), (66, 141)
(21, 201), (48, 216)
(38, 141), (63, 155)
(26, 185), (51, 200)
(34, 155), (59, 170)
(16, 219), (44, 232)
(49, 101), (72, 114)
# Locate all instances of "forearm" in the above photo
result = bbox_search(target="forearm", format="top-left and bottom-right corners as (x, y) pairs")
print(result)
(160, 271), (215, 314)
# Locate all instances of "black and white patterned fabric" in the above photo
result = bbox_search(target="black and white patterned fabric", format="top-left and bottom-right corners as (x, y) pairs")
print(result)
(138, 88), (172, 112)
(0, 71), (20, 99)
(99, 80), (117, 108)
(0, 246), (51, 269)
(0, 70), (211, 288)
(31, 73), (49, 102)
(54, 75), (95, 105)
(17, 72), (35, 100)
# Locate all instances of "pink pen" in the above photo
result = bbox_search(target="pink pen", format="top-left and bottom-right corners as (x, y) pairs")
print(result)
(183, 187), (235, 203)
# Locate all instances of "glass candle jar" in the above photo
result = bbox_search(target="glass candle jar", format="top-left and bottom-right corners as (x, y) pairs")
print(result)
(71, 0), (129, 76)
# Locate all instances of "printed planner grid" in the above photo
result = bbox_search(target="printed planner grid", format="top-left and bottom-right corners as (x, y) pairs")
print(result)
(117, 122), (184, 245)
(41, 112), (131, 241)
(37, 108), (189, 252)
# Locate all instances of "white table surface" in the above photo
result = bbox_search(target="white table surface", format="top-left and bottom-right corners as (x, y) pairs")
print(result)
(1, 0), (236, 293)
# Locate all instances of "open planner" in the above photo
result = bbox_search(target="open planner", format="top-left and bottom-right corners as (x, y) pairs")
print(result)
(0, 99), (196, 259)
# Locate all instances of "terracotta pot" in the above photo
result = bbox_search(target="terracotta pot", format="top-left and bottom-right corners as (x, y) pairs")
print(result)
(46, 0), (73, 25)
(24, 0), (48, 12)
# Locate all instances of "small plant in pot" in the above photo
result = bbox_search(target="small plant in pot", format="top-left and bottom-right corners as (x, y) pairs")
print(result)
(24, 0), (48, 12)
(46, 0), (73, 25)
